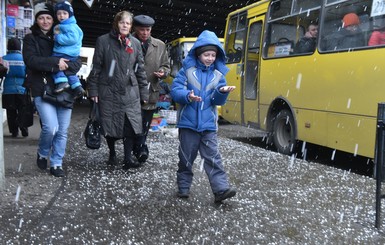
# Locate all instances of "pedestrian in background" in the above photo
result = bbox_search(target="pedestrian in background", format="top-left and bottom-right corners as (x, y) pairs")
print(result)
(132, 14), (170, 164)
(2, 38), (29, 137)
(0, 62), (7, 78)
(171, 30), (237, 203)
(87, 11), (149, 170)
(23, 2), (81, 177)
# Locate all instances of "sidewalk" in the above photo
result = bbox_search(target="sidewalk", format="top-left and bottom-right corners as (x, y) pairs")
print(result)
(1, 102), (385, 244)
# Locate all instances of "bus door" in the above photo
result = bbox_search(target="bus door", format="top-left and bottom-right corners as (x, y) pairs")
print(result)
(223, 12), (247, 124)
(242, 16), (263, 127)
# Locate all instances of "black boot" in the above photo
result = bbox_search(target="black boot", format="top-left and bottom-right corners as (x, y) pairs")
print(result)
(20, 127), (28, 137)
(106, 137), (117, 166)
(122, 137), (141, 170)
(107, 152), (117, 166)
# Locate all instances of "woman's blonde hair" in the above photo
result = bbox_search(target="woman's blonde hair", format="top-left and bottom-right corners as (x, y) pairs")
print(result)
(113, 11), (133, 33)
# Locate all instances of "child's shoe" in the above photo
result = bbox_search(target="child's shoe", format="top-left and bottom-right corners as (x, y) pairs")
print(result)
(177, 189), (190, 198)
(214, 187), (236, 203)
(54, 82), (70, 94)
(73, 86), (85, 99)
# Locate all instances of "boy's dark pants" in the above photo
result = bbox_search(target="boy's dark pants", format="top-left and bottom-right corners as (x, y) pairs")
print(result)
(177, 128), (230, 194)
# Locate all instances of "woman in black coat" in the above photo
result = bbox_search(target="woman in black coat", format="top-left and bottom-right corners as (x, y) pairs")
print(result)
(87, 11), (149, 170)
(22, 3), (81, 177)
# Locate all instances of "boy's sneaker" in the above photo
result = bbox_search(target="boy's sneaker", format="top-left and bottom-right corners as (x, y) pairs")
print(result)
(36, 153), (47, 170)
(50, 166), (65, 177)
(214, 187), (236, 203)
(177, 189), (190, 198)
(54, 82), (70, 94)
(73, 86), (85, 99)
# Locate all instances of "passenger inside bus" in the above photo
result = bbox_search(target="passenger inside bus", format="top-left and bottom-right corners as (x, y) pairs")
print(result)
(294, 23), (318, 53)
(368, 17), (385, 46)
(323, 13), (365, 51)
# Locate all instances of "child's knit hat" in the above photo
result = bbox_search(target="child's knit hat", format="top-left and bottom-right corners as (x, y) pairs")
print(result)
(342, 13), (360, 27)
(55, 1), (74, 17)
(195, 45), (218, 56)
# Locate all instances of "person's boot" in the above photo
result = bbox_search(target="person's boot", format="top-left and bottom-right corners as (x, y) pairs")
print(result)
(54, 82), (70, 94)
(122, 156), (140, 170)
(107, 151), (117, 166)
(106, 137), (117, 166)
(20, 127), (28, 137)
(122, 137), (141, 170)
(73, 86), (85, 99)
(135, 144), (148, 163)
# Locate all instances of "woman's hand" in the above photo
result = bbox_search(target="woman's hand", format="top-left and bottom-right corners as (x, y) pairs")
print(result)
(90, 96), (98, 103)
(58, 58), (69, 71)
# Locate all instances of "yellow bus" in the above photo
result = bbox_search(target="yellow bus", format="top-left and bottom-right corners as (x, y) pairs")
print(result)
(222, 0), (385, 158)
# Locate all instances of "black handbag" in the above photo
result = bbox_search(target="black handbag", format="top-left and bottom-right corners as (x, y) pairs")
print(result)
(17, 89), (34, 128)
(42, 78), (75, 109)
(84, 102), (102, 149)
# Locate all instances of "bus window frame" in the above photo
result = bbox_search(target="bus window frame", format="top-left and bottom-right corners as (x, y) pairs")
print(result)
(244, 20), (263, 100)
(264, 1), (320, 58)
(318, 0), (373, 53)
(225, 11), (247, 64)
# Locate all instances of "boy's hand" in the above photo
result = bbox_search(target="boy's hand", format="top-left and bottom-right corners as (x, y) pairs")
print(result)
(220, 86), (236, 93)
(189, 90), (202, 102)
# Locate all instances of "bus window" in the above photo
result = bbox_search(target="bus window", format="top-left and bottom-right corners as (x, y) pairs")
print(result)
(265, 1), (320, 58)
(245, 22), (262, 100)
(320, 0), (372, 52)
(270, 0), (321, 17)
(264, 21), (303, 57)
(225, 12), (247, 63)
(169, 44), (181, 78)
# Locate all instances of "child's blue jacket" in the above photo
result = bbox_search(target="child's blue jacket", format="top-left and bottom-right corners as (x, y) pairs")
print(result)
(171, 30), (230, 132)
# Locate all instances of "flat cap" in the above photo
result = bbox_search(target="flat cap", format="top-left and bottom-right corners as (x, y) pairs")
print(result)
(133, 15), (155, 27)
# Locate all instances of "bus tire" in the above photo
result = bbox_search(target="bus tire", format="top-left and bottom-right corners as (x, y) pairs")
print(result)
(273, 109), (296, 155)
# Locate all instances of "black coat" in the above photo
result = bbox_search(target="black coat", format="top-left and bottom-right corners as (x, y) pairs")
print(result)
(22, 24), (81, 98)
(295, 37), (316, 53)
(87, 31), (149, 138)
(322, 28), (366, 51)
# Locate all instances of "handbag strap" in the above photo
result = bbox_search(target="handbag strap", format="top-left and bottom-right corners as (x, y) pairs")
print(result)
(89, 102), (100, 120)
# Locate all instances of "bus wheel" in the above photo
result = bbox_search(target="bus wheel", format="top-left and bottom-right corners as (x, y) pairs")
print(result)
(273, 110), (296, 155)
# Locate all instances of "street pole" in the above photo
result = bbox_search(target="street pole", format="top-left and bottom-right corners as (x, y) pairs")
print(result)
(0, 77), (4, 190)
(375, 103), (385, 228)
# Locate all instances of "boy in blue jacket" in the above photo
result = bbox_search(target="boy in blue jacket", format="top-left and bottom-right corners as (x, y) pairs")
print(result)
(52, 1), (84, 98)
(171, 30), (236, 203)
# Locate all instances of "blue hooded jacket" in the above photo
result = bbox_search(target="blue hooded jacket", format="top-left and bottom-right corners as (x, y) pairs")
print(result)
(53, 16), (83, 57)
(171, 30), (230, 132)
(2, 51), (26, 95)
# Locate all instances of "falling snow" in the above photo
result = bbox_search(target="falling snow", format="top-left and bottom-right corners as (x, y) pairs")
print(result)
(0, 104), (384, 243)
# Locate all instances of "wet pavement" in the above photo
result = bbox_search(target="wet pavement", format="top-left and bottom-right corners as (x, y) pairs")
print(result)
(1, 102), (385, 244)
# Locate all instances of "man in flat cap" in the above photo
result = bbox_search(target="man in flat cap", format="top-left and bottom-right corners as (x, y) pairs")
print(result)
(132, 15), (170, 164)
